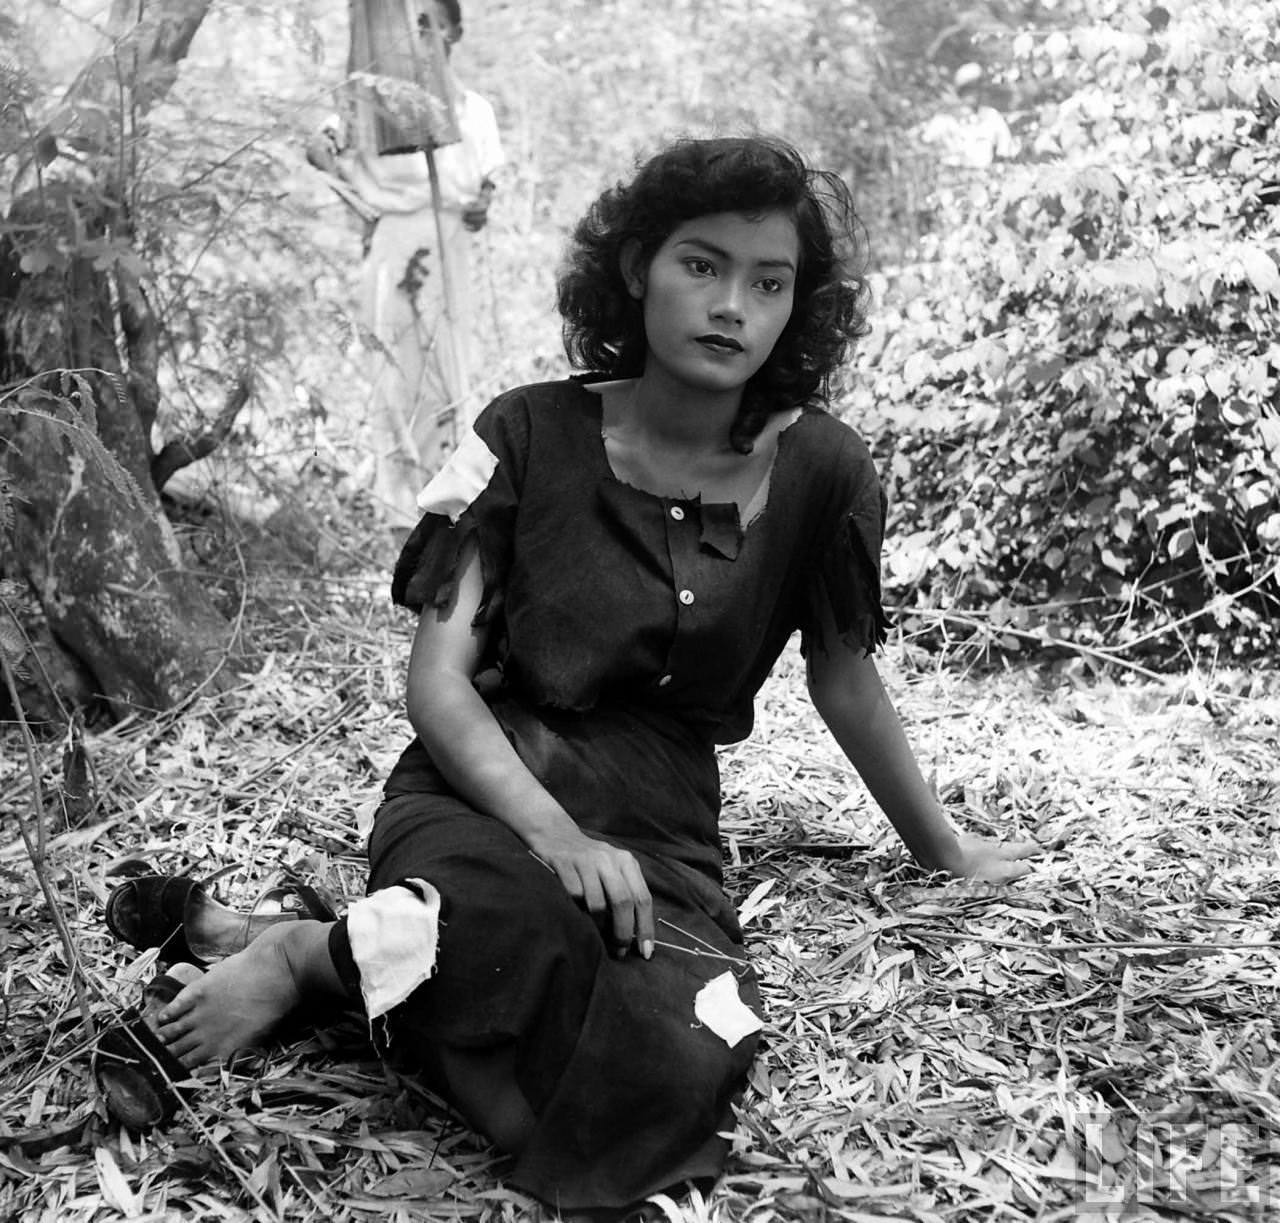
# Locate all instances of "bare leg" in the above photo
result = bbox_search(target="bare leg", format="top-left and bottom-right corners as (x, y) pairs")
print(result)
(156, 920), (344, 1067)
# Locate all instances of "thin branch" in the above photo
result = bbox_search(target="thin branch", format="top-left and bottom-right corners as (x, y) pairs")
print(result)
(896, 606), (1169, 681)
(149, 366), (252, 491)
(1098, 560), (1280, 652)
(896, 558), (1280, 678)
(0, 621), (95, 1040)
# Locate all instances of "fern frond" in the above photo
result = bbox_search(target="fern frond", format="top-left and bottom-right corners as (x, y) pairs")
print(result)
(57, 415), (148, 509)
(104, 373), (128, 414)
(93, 442), (148, 508)
(9, 399), (148, 510)
(60, 370), (99, 432)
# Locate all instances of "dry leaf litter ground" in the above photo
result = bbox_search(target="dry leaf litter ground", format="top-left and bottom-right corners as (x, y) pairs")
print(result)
(2, 539), (1279, 1223)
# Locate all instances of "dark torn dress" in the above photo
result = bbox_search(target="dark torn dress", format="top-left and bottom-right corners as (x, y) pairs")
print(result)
(331, 378), (888, 1212)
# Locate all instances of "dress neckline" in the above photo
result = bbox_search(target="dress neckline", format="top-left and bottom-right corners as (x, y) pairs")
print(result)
(574, 379), (800, 530)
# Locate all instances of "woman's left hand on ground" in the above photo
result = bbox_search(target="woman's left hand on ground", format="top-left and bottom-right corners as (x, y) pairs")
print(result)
(946, 833), (1042, 883)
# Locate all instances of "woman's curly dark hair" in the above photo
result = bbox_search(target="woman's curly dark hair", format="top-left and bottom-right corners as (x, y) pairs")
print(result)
(556, 136), (871, 452)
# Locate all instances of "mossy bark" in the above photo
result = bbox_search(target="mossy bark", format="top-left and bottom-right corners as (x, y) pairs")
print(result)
(3, 405), (233, 718)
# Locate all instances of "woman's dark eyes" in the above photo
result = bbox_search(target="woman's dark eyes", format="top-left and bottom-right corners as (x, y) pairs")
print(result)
(683, 260), (785, 294)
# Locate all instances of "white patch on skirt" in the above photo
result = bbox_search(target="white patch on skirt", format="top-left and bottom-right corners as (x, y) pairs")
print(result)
(415, 427), (499, 521)
(693, 970), (763, 1048)
(347, 879), (441, 1020)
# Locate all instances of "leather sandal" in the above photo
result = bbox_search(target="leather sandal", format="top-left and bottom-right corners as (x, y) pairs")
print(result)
(93, 970), (200, 1129)
(104, 872), (338, 967)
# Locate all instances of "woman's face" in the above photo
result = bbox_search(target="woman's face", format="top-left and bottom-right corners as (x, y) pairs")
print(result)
(628, 210), (799, 398)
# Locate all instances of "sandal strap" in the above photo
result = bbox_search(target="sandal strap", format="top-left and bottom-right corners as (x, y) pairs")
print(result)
(141, 970), (197, 1010)
(104, 875), (203, 966)
(259, 880), (338, 922)
(93, 1007), (195, 1127)
(106, 872), (338, 966)
(96, 1008), (190, 1081)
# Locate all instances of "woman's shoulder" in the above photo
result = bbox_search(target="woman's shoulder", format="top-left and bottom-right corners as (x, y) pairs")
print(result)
(470, 379), (578, 437)
(478, 378), (594, 424)
(771, 407), (886, 543)
(783, 407), (880, 487)
(469, 379), (599, 479)
(788, 405), (872, 446)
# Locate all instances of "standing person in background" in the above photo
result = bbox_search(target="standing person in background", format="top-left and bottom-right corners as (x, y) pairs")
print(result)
(309, 0), (504, 532)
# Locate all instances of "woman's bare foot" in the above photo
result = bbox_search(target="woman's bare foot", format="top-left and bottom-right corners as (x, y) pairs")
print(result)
(155, 921), (333, 1067)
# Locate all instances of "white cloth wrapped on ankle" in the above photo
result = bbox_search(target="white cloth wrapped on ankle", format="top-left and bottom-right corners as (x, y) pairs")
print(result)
(347, 879), (441, 1020)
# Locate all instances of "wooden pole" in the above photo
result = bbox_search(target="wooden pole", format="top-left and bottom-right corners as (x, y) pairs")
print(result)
(348, 0), (471, 452)
(412, 0), (469, 448)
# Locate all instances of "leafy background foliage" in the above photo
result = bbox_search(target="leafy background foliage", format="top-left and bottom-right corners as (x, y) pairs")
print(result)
(850, 0), (1280, 664)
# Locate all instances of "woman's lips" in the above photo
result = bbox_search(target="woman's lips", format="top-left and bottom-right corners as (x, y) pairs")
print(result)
(695, 334), (744, 353)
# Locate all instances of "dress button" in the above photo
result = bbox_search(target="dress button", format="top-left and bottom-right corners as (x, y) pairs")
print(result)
(670, 506), (685, 521)
(678, 589), (695, 605)
(658, 674), (672, 687)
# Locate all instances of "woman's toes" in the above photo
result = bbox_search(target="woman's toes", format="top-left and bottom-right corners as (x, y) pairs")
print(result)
(164, 1032), (202, 1064)
(156, 1007), (196, 1043)
(157, 996), (191, 1026)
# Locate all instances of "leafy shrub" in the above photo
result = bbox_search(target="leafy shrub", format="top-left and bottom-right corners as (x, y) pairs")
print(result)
(849, 0), (1280, 663)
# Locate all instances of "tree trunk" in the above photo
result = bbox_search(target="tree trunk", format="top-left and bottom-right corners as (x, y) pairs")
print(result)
(0, 0), (233, 718)
(3, 393), (235, 721)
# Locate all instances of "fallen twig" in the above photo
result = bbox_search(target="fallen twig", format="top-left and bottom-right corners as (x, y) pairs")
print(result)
(0, 638), (95, 1040)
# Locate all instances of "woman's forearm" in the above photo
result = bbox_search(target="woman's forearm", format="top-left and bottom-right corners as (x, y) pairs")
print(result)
(810, 663), (966, 874)
(403, 541), (584, 853)
(407, 670), (581, 852)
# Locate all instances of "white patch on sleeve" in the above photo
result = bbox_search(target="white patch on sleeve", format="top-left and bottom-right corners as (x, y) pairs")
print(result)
(347, 879), (441, 1020)
(693, 970), (763, 1048)
(415, 428), (499, 521)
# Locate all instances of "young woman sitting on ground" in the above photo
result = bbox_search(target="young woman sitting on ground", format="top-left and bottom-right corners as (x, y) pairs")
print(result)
(103, 134), (1038, 1219)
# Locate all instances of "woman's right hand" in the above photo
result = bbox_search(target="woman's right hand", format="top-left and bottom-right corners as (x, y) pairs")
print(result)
(527, 826), (655, 961)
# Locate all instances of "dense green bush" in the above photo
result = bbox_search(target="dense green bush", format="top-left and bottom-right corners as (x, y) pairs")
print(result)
(851, 0), (1280, 663)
